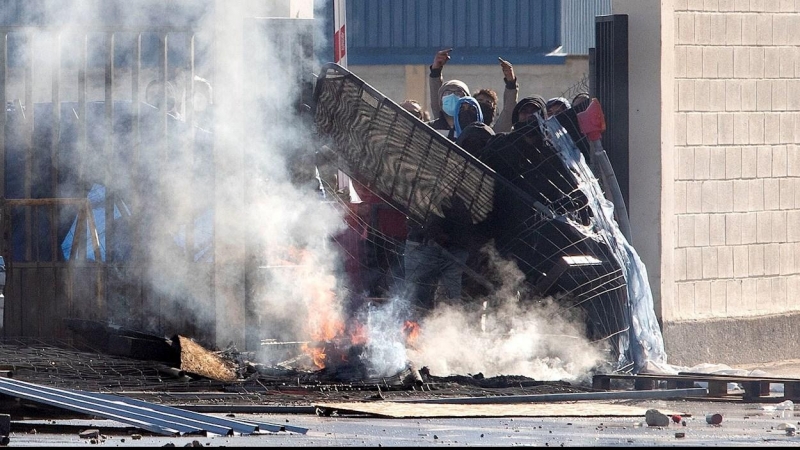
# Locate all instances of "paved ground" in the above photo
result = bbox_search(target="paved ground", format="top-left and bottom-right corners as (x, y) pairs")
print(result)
(3, 396), (800, 447)
(5, 361), (800, 447)
(3, 338), (800, 447)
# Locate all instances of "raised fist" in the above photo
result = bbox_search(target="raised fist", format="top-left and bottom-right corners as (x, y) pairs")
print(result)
(432, 48), (452, 70)
(499, 57), (515, 82)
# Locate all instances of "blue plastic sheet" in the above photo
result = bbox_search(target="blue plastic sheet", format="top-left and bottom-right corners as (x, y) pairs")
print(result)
(543, 117), (667, 370)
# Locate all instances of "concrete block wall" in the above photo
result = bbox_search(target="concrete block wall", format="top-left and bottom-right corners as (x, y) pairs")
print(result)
(615, 0), (800, 366)
(671, 1), (800, 324)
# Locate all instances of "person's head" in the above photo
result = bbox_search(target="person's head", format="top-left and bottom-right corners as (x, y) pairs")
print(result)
(438, 79), (470, 118)
(473, 88), (498, 125)
(546, 97), (571, 117)
(400, 99), (425, 121)
(456, 121), (495, 156)
(511, 96), (548, 130)
(572, 92), (591, 113)
(453, 96), (484, 138)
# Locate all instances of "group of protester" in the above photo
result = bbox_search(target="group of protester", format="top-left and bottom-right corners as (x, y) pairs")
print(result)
(345, 48), (595, 318)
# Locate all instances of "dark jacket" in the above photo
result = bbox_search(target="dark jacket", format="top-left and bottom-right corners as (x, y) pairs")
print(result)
(456, 121), (495, 157)
(427, 113), (449, 131)
(406, 198), (474, 252)
(552, 105), (592, 162)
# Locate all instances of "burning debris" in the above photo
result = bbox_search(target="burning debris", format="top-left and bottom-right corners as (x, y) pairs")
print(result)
(269, 310), (423, 383)
(63, 314), (425, 387)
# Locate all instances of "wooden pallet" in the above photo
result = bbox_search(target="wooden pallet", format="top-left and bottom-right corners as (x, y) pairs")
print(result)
(592, 372), (800, 402)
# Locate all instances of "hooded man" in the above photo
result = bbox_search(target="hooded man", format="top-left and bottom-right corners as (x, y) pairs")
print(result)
(404, 93), (481, 316)
(510, 95), (548, 131)
(546, 97), (571, 117)
(426, 79), (470, 140)
(478, 95), (567, 224)
(478, 94), (589, 236)
(453, 96), (484, 139)
(456, 121), (495, 157)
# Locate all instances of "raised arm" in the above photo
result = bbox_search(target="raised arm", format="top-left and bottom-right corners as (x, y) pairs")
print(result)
(493, 57), (518, 133)
(428, 48), (451, 120)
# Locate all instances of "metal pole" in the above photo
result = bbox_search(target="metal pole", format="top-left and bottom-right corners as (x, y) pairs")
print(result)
(590, 139), (632, 242)
(393, 387), (708, 404)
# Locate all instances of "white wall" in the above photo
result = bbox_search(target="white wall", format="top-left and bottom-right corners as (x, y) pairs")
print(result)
(668, 1), (800, 321)
(611, 0), (670, 319)
(618, 0), (800, 331)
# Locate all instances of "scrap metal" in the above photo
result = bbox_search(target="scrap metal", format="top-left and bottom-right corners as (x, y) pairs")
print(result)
(0, 377), (308, 436)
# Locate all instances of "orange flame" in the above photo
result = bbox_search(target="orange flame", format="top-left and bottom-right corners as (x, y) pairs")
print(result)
(300, 256), (346, 369)
(288, 240), (425, 370)
(403, 321), (421, 346)
(301, 342), (328, 369)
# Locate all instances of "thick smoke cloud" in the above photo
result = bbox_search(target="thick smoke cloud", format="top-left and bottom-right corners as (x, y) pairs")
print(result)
(8, 0), (604, 381)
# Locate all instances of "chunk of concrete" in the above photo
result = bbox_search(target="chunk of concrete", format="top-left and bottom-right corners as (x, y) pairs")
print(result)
(645, 409), (670, 427)
(79, 429), (100, 439)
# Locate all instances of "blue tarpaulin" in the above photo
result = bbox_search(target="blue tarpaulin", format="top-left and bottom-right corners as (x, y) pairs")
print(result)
(60, 183), (213, 262)
(60, 183), (131, 261)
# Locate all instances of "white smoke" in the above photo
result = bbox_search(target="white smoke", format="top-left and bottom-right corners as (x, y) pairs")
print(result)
(409, 296), (606, 382)
(4, 0), (349, 350)
(354, 298), (413, 378)
(8, 0), (605, 382)
(362, 245), (607, 382)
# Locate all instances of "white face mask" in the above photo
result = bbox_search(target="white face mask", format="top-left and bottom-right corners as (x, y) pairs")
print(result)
(441, 93), (460, 117)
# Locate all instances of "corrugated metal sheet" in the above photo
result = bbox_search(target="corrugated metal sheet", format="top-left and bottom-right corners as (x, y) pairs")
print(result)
(560, 0), (611, 55)
(0, 377), (309, 436)
(344, 0), (564, 65)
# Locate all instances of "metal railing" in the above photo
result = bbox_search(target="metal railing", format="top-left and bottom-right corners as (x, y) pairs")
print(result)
(0, 26), (207, 339)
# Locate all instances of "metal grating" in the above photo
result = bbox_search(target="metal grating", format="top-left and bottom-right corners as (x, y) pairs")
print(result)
(313, 62), (635, 368)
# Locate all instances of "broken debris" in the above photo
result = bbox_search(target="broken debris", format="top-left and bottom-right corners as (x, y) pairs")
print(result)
(175, 336), (238, 382)
(645, 409), (669, 427)
(78, 429), (100, 439)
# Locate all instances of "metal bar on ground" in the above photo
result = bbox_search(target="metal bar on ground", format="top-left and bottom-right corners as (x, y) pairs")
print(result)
(0, 379), (178, 435)
(392, 387), (708, 404)
(167, 404), (317, 417)
(87, 392), (266, 435)
(0, 378), (232, 436)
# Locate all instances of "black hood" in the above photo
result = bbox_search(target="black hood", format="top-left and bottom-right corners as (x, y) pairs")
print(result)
(511, 95), (547, 128)
(456, 121), (495, 156)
